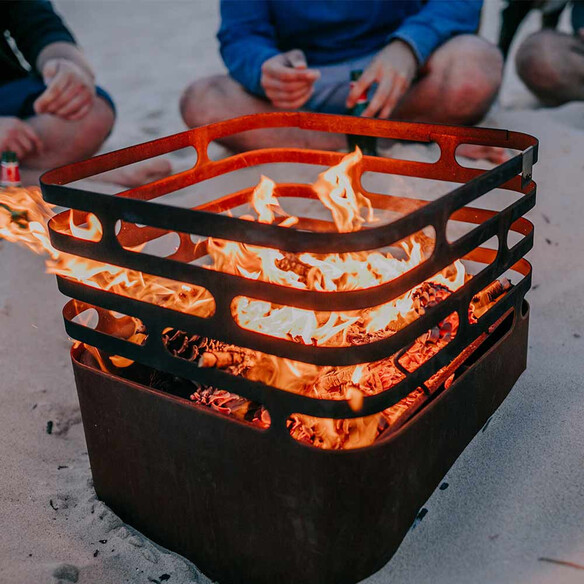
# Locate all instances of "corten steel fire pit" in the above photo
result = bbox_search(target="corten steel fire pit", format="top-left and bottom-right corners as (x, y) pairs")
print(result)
(40, 113), (537, 584)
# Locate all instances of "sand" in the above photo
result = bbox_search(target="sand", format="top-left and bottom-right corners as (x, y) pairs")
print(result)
(1, 1), (584, 583)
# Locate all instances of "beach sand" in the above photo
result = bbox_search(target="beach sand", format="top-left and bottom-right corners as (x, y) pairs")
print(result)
(1, 1), (584, 583)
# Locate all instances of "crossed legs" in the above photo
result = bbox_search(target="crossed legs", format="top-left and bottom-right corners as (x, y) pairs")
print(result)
(180, 35), (503, 155)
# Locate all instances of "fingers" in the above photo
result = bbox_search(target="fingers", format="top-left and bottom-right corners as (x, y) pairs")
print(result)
(362, 76), (394, 118)
(261, 51), (320, 109)
(273, 65), (320, 83)
(365, 75), (408, 119)
(34, 69), (72, 114)
(347, 66), (410, 118)
(346, 66), (377, 108)
(379, 77), (408, 119)
(40, 83), (82, 115)
(64, 100), (93, 121)
(53, 88), (94, 119)
(262, 76), (315, 108)
(262, 59), (319, 83)
(285, 49), (308, 69)
(42, 59), (59, 81)
(6, 136), (27, 159)
(270, 82), (314, 108)
(34, 59), (96, 119)
(2, 122), (42, 159)
(262, 77), (314, 93)
(268, 85), (314, 102)
(272, 87), (314, 109)
(486, 147), (509, 164)
(19, 122), (43, 153)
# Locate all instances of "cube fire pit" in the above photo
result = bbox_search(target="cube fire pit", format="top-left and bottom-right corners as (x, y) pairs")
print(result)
(40, 113), (537, 584)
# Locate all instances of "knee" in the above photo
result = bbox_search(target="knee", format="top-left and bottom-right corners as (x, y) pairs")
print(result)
(78, 97), (115, 155)
(180, 75), (225, 128)
(52, 97), (115, 164)
(441, 37), (503, 125)
(516, 32), (566, 102)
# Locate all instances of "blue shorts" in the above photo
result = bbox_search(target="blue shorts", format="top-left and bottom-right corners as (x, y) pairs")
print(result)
(0, 75), (116, 119)
(304, 52), (377, 114)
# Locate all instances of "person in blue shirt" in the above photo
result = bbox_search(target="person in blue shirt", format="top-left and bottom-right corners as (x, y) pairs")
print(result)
(181, 0), (503, 160)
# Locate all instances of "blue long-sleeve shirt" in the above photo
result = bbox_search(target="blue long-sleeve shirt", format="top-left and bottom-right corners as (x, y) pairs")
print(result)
(218, 0), (483, 97)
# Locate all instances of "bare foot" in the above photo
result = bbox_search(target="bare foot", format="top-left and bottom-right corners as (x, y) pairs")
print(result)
(457, 144), (509, 164)
(93, 158), (172, 187)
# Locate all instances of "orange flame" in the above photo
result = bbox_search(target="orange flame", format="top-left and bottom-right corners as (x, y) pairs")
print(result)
(206, 148), (465, 359)
(0, 185), (215, 360)
(0, 150), (469, 449)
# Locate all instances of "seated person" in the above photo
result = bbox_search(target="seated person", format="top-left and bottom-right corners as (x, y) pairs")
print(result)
(499, 0), (568, 60)
(0, 1), (169, 186)
(515, 1), (584, 105)
(181, 0), (504, 161)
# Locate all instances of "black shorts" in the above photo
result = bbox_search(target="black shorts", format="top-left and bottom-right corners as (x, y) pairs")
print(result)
(0, 75), (115, 118)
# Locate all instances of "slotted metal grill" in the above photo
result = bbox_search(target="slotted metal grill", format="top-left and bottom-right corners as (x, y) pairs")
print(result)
(41, 112), (536, 426)
(40, 113), (537, 584)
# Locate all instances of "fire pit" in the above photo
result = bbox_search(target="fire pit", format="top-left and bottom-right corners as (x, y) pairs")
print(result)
(40, 113), (537, 584)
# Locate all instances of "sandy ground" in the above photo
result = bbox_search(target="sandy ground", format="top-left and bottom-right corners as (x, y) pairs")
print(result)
(1, 1), (584, 583)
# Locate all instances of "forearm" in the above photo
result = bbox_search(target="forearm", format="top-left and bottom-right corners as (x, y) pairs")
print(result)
(221, 42), (279, 96)
(36, 42), (94, 82)
(218, 0), (278, 96)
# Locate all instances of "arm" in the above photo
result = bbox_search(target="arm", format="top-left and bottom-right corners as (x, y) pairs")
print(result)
(36, 41), (94, 83)
(347, 0), (483, 118)
(218, 0), (320, 107)
(4, 0), (77, 73)
(5, 1), (96, 120)
(389, 0), (483, 66)
(218, 0), (280, 96)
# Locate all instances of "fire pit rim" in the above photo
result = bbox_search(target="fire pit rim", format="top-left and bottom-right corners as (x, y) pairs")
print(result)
(42, 113), (537, 422)
(70, 299), (526, 454)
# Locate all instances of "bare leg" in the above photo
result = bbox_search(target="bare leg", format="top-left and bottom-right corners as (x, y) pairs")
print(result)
(394, 35), (503, 125)
(393, 35), (505, 162)
(181, 36), (502, 158)
(180, 75), (344, 152)
(516, 30), (584, 105)
(19, 97), (171, 187)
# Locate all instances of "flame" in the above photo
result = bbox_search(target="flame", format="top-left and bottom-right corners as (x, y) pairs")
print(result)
(206, 148), (466, 357)
(0, 185), (215, 363)
(69, 212), (103, 242)
(0, 150), (478, 450)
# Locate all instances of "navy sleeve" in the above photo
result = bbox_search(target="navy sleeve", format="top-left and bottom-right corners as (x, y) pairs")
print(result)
(217, 0), (280, 97)
(4, 0), (76, 73)
(389, 0), (483, 65)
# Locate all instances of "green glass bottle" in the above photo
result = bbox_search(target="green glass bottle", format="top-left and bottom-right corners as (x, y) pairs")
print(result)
(346, 69), (377, 157)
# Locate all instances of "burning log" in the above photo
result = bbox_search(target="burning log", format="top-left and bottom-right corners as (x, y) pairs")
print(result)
(275, 252), (320, 283)
(471, 277), (512, 320)
(476, 277), (512, 304)
(412, 281), (452, 315)
(199, 350), (245, 369)
(157, 276), (512, 450)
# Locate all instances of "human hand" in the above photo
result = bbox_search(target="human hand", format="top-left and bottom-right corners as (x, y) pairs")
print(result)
(34, 58), (95, 120)
(0, 117), (42, 159)
(261, 49), (320, 109)
(346, 40), (418, 118)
